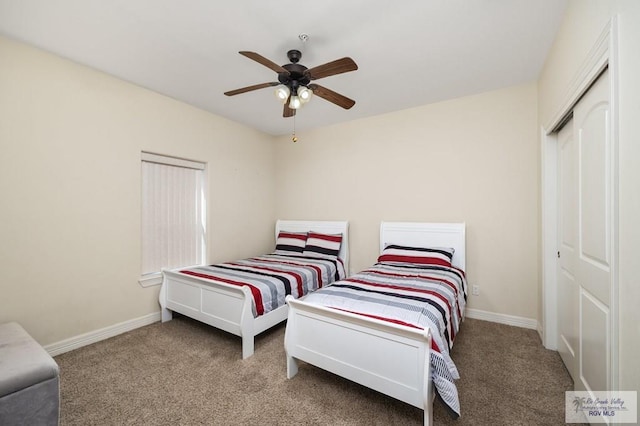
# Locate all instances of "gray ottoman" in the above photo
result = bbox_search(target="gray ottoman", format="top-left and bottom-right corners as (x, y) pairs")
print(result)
(0, 322), (60, 425)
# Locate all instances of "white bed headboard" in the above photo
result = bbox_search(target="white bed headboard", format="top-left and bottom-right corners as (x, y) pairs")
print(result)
(275, 220), (350, 272)
(380, 222), (466, 270)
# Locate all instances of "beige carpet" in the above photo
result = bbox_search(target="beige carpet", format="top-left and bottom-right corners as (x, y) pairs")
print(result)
(55, 316), (573, 425)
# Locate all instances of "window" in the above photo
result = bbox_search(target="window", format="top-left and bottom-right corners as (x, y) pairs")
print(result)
(139, 152), (206, 287)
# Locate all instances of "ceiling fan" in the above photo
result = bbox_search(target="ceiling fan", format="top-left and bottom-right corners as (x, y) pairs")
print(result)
(224, 49), (358, 118)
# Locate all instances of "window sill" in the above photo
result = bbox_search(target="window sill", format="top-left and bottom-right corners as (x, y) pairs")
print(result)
(139, 273), (162, 288)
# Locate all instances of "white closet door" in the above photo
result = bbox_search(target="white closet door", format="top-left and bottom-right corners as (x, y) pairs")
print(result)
(573, 69), (611, 394)
(557, 69), (611, 399)
(557, 117), (578, 379)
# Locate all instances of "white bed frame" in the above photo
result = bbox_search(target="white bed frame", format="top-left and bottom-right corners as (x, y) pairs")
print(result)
(285, 222), (465, 426)
(159, 220), (349, 359)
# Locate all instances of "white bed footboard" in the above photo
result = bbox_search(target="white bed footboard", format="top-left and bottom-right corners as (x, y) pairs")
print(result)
(284, 295), (434, 426)
(160, 269), (288, 359)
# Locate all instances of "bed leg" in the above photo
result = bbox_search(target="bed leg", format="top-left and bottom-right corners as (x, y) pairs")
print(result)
(241, 335), (254, 359)
(424, 405), (433, 426)
(423, 328), (434, 426)
(161, 307), (172, 323)
(286, 354), (298, 379)
(423, 376), (434, 426)
(158, 279), (172, 323)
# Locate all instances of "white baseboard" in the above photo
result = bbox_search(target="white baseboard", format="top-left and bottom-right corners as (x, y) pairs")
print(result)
(44, 309), (536, 356)
(537, 321), (544, 341)
(465, 308), (538, 330)
(44, 312), (161, 357)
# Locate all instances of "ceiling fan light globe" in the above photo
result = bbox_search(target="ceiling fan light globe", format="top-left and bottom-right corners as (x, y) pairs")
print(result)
(289, 95), (302, 109)
(298, 86), (313, 103)
(274, 85), (290, 103)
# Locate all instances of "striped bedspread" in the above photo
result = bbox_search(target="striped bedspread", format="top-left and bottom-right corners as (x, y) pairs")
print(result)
(178, 254), (346, 318)
(300, 262), (467, 417)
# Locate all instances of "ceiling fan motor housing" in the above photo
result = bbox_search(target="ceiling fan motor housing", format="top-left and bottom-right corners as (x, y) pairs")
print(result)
(279, 51), (310, 88)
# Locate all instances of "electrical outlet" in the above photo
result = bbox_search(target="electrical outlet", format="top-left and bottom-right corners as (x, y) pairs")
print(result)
(472, 285), (480, 296)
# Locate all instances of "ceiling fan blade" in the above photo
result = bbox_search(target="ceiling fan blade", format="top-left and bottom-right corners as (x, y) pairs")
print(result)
(283, 94), (295, 117)
(305, 57), (358, 80)
(308, 84), (356, 109)
(224, 82), (278, 96)
(283, 103), (296, 118)
(239, 51), (289, 74)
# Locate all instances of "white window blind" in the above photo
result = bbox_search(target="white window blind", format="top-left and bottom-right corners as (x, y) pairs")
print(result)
(140, 152), (206, 285)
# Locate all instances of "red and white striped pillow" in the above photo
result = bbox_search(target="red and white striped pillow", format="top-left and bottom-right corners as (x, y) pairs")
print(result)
(274, 231), (308, 254)
(377, 245), (454, 267)
(303, 232), (343, 259)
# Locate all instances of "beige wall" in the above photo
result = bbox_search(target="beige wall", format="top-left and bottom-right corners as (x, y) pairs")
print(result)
(538, 0), (640, 392)
(0, 36), (277, 345)
(275, 83), (540, 320)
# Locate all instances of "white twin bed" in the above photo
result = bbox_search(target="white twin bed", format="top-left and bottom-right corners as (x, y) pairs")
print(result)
(285, 221), (466, 426)
(158, 220), (466, 425)
(158, 220), (349, 359)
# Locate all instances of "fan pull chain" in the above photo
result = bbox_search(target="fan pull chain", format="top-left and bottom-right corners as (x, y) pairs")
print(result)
(292, 113), (298, 143)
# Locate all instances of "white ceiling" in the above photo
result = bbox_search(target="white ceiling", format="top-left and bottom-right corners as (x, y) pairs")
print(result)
(0, 0), (567, 136)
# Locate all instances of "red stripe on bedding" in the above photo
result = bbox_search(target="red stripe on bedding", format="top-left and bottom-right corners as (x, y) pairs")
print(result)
(330, 307), (441, 353)
(280, 232), (307, 241)
(179, 270), (265, 316)
(311, 233), (342, 243)
(378, 254), (451, 267)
